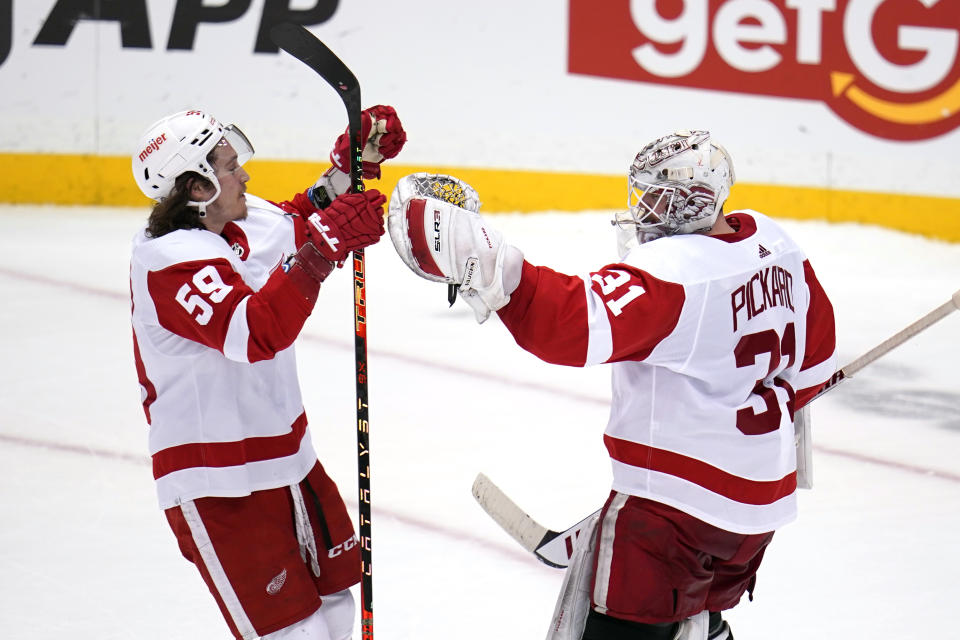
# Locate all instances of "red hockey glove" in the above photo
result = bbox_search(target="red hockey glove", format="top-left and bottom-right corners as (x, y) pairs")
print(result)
(330, 105), (407, 179)
(305, 190), (387, 263)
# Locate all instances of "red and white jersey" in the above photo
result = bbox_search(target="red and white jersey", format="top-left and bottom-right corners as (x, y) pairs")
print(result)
(498, 211), (837, 534)
(130, 194), (319, 509)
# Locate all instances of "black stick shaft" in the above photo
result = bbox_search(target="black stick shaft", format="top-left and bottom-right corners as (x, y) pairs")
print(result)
(348, 102), (375, 640)
(269, 22), (374, 639)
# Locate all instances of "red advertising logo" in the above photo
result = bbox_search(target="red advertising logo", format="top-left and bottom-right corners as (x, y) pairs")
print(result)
(569, 0), (960, 141)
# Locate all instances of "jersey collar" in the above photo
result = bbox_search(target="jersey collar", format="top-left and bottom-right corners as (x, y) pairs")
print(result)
(711, 212), (757, 243)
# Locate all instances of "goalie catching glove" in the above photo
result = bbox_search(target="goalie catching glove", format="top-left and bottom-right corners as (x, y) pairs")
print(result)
(387, 173), (523, 323)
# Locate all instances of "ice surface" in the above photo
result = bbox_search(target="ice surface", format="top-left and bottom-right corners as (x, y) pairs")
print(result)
(0, 204), (958, 639)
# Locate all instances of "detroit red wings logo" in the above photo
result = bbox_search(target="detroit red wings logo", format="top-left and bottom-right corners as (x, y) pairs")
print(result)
(569, 0), (960, 141)
(266, 568), (287, 595)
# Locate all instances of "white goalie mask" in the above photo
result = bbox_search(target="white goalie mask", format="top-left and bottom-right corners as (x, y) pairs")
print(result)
(612, 130), (735, 248)
(132, 109), (254, 212)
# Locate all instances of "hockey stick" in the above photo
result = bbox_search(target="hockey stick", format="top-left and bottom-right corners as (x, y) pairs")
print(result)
(474, 288), (960, 569)
(472, 472), (596, 569)
(809, 288), (960, 401)
(270, 23), (374, 639)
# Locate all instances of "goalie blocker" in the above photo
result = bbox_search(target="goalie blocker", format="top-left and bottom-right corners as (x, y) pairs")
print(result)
(387, 173), (523, 323)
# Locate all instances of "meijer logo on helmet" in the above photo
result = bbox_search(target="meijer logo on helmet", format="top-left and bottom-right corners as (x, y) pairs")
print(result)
(138, 134), (168, 162)
(569, 0), (960, 141)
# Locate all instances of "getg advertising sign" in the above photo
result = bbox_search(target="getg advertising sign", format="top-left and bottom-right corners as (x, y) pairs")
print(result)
(569, 0), (960, 141)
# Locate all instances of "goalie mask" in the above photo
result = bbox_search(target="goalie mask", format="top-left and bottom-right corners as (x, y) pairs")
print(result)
(612, 130), (735, 244)
(132, 109), (254, 212)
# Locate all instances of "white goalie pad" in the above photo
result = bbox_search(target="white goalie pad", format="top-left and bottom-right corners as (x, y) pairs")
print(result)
(676, 611), (709, 640)
(794, 404), (813, 490)
(388, 173), (522, 323)
(545, 514), (599, 640)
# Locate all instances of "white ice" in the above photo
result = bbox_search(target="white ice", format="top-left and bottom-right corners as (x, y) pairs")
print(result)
(1, 204), (958, 639)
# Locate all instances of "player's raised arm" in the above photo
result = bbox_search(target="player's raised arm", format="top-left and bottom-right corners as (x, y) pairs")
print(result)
(386, 173), (686, 367)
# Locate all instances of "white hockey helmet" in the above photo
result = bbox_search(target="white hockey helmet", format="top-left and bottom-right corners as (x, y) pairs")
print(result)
(131, 109), (254, 211)
(613, 129), (735, 240)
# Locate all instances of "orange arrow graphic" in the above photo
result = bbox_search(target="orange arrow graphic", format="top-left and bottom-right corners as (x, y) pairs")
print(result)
(831, 71), (960, 125)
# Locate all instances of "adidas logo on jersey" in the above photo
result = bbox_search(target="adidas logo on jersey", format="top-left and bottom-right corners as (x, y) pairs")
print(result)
(266, 568), (287, 595)
(758, 244), (771, 258)
(231, 242), (245, 258)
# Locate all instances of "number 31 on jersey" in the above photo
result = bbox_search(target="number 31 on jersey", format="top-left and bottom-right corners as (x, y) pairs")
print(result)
(591, 270), (646, 317)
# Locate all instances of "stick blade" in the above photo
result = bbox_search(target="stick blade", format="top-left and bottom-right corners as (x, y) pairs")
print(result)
(269, 21), (362, 186)
(472, 473), (549, 553)
(472, 472), (601, 569)
(270, 22), (359, 95)
(533, 511), (598, 569)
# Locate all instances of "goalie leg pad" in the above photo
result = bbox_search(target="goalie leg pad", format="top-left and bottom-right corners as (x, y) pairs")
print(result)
(388, 177), (523, 323)
(794, 404), (813, 489)
(580, 610), (708, 640)
(545, 514), (600, 640)
(676, 611), (709, 640)
(707, 613), (732, 640)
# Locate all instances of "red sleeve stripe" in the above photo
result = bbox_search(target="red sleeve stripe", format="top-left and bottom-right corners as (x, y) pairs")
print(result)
(604, 434), (796, 506)
(131, 329), (156, 425)
(498, 262), (590, 366)
(406, 199), (444, 278)
(800, 260), (836, 372)
(152, 412), (308, 479)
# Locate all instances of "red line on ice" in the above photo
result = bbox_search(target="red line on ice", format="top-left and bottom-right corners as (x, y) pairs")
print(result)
(3, 268), (958, 487)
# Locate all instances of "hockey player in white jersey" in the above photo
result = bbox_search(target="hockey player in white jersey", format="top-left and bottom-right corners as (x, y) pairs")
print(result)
(388, 130), (837, 640)
(130, 107), (405, 640)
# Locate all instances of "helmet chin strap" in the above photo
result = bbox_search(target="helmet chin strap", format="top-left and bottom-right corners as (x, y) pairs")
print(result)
(188, 178), (221, 220)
